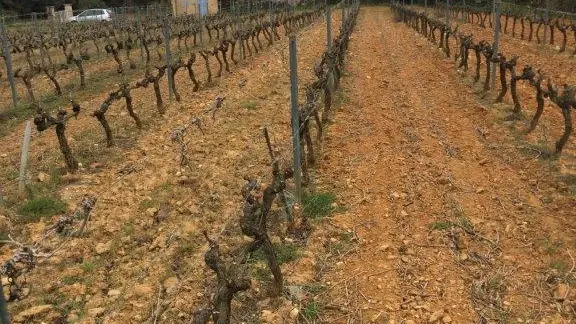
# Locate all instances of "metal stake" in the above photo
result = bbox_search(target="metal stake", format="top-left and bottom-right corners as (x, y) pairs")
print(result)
(491, 0), (501, 89)
(289, 37), (302, 204)
(18, 121), (32, 193)
(163, 17), (174, 100)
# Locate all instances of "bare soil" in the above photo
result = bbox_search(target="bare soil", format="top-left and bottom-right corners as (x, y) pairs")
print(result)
(314, 7), (576, 324)
(2, 6), (576, 324)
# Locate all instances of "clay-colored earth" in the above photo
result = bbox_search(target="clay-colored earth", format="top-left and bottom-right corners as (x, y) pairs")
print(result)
(2, 6), (576, 324)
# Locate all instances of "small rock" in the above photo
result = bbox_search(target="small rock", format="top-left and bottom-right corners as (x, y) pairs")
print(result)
(134, 284), (154, 297)
(479, 158), (489, 165)
(378, 244), (390, 252)
(37, 172), (50, 182)
(67, 313), (80, 322)
(87, 307), (106, 317)
(261, 309), (275, 323)
(442, 315), (452, 323)
(554, 283), (570, 301)
(146, 207), (158, 217)
(289, 308), (299, 319)
(476, 187), (485, 194)
(95, 241), (112, 255)
(163, 277), (179, 294)
(14, 305), (53, 321)
(429, 310), (444, 322)
(107, 289), (121, 297)
(458, 252), (468, 262)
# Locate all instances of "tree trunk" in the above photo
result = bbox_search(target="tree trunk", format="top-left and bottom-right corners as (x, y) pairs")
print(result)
(187, 64), (200, 92)
(200, 52), (212, 84)
(496, 59), (508, 103)
(484, 56), (491, 92)
(152, 79), (164, 114)
(56, 123), (78, 171)
(94, 111), (114, 147)
(75, 59), (85, 89)
(555, 107), (573, 154)
(559, 27), (567, 52)
(474, 47), (482, 83)
(510, 75), (521, 114)
(123, 90), (142, 127)
(24, 78), (36, 103)
(527, 79), (545, 133)
(44, 69), (62, 96)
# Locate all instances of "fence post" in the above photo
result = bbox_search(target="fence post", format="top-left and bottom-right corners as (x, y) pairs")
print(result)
(326, 7), (332, 51)
(1, 20), (18, 107)
(491, 0), (501, 89)
(18, 121), (32, 193)
(163, 17), (174, 101)
(289, 36), (302, 204)
(445, 0), (450, 26)
(0, 275), (10, 324)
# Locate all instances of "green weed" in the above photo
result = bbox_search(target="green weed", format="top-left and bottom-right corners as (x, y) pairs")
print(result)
(303, 282), (326, 295)
(430, 220), (453, 231)
(302, 301), (321, 320)
(241, 100), (257, 110)
(251, 243), (300, 265)
(62, 275), (81, 285)
(550, 259), (570, 273)
(80, 261), (96, 273)
(18, 196), (67, 222)
(303, 192), (337, 219)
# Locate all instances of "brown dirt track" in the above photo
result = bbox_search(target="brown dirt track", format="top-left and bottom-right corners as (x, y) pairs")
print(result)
(314, 6), (576, 324)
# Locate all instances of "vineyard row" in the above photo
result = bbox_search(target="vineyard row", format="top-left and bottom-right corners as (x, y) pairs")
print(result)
(394, 4), (576, 156)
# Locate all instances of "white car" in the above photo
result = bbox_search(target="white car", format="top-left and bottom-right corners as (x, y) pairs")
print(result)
(68, 9), (113, 22)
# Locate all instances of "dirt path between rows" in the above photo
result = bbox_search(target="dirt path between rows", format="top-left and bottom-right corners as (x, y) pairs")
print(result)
(316, 7), (576, 324)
